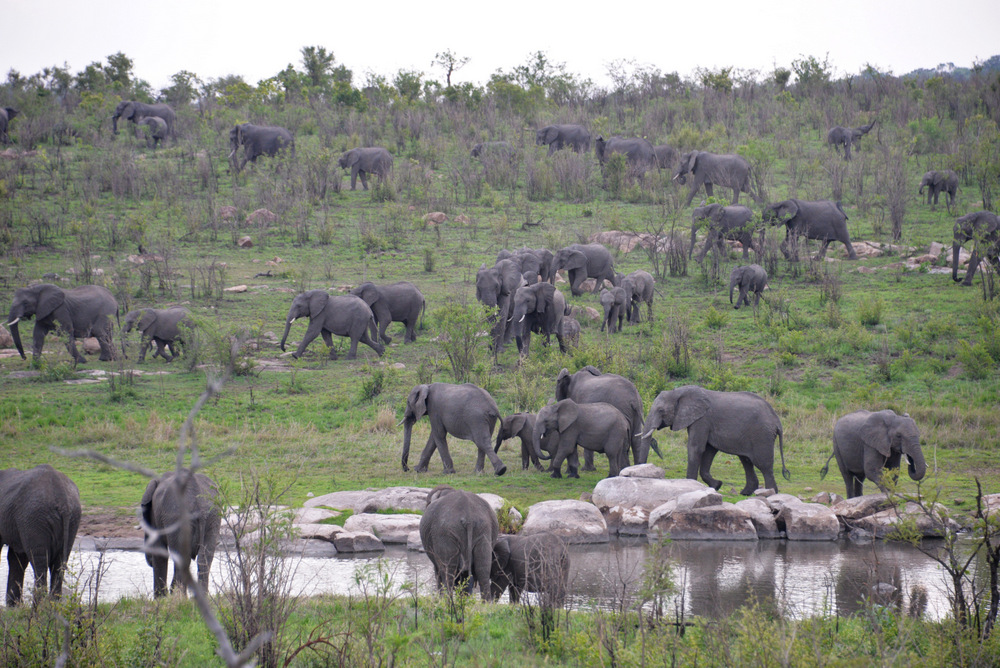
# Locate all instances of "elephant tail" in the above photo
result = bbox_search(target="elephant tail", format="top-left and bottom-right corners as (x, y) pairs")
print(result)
(777, 427), (791, 482)
(819, 450), (836, 480)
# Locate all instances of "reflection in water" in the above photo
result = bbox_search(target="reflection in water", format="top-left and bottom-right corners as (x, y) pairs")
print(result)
(0, 540), (955, 620)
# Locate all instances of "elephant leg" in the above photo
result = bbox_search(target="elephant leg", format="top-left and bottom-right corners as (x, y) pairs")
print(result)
(737, 455), (763, 495)
(685, 427), (711, 483)
(842, 238), (857, 260)
(152, 554), (169, 598)
(345, 335), (360, 359)
(293, 321), (323, 358)
(698, 446), (724, 490)
(97, 326), (115, 361)
(522, 437), (544, 471)
(139, 336), (151, 361)
(359, 171), (370, 191)
(350, 168), (358, 190)
(6, 551), (28, 605)
(359, 330), (384, 357)
(197, 549), (213, 591)
(753, 290), (762, 309)
(549, 445), (569, 479)
(318, 330), (339, 360)
(581, 448), (596, 472)
(815, 239), (831, 260)
(378, 321), (392, 344)
(565, 448), (580, 479)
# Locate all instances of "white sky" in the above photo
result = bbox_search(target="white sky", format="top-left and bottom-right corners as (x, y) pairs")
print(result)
(3, 0), (998, 91)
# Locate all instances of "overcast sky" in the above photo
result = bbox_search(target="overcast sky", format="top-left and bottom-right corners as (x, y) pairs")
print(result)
(4, 0), (999, 91)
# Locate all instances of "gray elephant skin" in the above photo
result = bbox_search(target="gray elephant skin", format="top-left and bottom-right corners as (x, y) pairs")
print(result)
(535, 124), (590, 155)
(552, 243), (617, 296)
(595, 136), (656, 175)
(729, 264), (768, 310)
(229, 123), (294, 172)
(6, 283), (118, 364)
(534, 398), (631, 478)
(674, 151), (756, 207)
(141, 469), (221, 598)
(641, 385), (790, 495)
(511, 282), (567, 355)
(279, 290), (385, 360)
(476, 258), (524, 348)
(0, 107), (19, 144)
(491, 533), (569, 605)
(498, 247), (554, 285)
(952, 210), (1000, 286)
(338, 147), (393, 190)
(124, 307), (193, 362)
(112, 101), (175, 138)
(351, 281), (425, 344)
(690, 203), (760, 262)
(401, 383), (507, 475)
(0, 465), (81, 606)
(495, 412), (545, 471)
(558, 316), (581, 349)
(919, 169), (958, 209)
(599, 287), (626, 333)
(653, 143), (677, 170)
(820, 410), (926, 499)
(827, 119), (876, 160)
(419, 485), (499, 600)
(763, 199), (857, 260)
(138, 116), (168, 149)
(620, 269), (654, 323)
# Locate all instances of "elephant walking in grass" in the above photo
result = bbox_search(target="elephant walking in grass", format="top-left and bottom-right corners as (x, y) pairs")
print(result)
(279, 290), (384, 360)
(600, 287), (627, 333)
(729, 264), (768, 310)
(621, 270), (654, 323)
(351, 281), (425, 344)
(952, 210), (1000, 286)
(821, 410), (926, 498)
(401, 383), (507, 476)
(420, 485), (499, 601)
(141, 469), (220, 598)
(595, 136), (656, 176)
(534, 399), (631, 478)
(653, 144), (678, 171)
(6, 283), (118, 364)
(690, 203), (760, 262)
(920, 170), (958, 211)
(491, 533), (570, 605)
(138, 116), (168, 149)
(495, 413), (544, 471)
(229, 123), (293, 172)
(0, 465), (81, 605)
(673, 151), (757, 207)
(827, 120), (876, 160)
(123, 307), (194, 362)
(338, 147), (393, 190)
(551, 243), (617, 296)
(641, 385), (790, 495)
(510, 282), (567, 356)
(112, 101), (176, 139)
(763, 199), (857, 260)
(535, 124), (590, 155)
(476, 259), (524, 349)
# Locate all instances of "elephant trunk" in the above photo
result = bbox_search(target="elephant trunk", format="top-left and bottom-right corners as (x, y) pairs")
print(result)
(401, 418), (415, 471)
(111, 115), (119, 134)
(533, 430), (551, 461)
(8, 319), (25, 359)
(905, 444), (927, 481)
(952, 242), (962, 282)
(494, 430), (504, 454)
(279, 317), (294, 352)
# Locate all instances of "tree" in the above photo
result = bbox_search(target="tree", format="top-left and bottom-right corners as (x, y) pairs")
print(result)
(105, 52), (134, 93)
(432, 49), (470, 87)
(300, 46), (336, 88)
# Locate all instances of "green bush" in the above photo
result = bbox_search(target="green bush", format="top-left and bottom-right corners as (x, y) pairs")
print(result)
(858, 295), (884, 327)
(957, 340), (995, 380)
(704, 306), (729, 330)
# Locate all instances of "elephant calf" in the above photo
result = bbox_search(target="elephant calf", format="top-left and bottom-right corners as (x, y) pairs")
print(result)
(491, 533), (570, 605)
(495, 412), (543, 471)
(124, 307), (194, 362)
(599, 287), (627, 333)
(729, 264), (767, 310)
(534, 399), (631, 478)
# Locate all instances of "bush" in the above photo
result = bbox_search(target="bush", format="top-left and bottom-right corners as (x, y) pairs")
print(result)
(858, 295), (884, 327)
(704, 306), (729, 330)
(433, 302), (494, 383)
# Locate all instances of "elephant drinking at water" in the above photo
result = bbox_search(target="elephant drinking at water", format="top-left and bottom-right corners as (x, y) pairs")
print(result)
(338, 147), (393, 190)
(491, 533), (569, 605)
(6, 283), (118, 364)
(420, 485), (499, 600)
(279, 290), (384, 360)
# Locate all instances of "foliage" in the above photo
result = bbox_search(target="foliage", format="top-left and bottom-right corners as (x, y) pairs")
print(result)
(433, 302), (494, 383)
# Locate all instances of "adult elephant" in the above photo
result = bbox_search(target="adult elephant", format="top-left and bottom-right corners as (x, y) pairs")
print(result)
(535, 124), (590, 155)
(621, 269), (654, 323)
(533, 399), (631, 478)
(690, 203), (760, 262)
(400, 383), (506, 476)
(827, 119), (876, 160)
(595, 136), (656, 175)
(419, 485), (499, 601)
(729, 264), (768, 310)
(123, 307), (194, 362)
(763, 199), (857, 260)
(599, 287), (626, 333)
(0, 465), (81, 606)
(653, 144), (677, 171)
(498, 248), (542, 285)
(138, 116), (168, 149)
(140, 469), (221, 598)
(351, 281), (425, 344)
(491, 533), (570, 605)
(338, 147), (393, 190)
(673, 151), (756, 207)
(551, 243), (617, 296)
(111, 100), (175, 139)
(279, 290), (385, 360)
(919, 169), (958, 211)
(495, 412), (543, 471)
(476, 259), (524, 349)
(0, 107), (19, 144)
(640, 385), (790, 495)
(6, 283), (118, 364)
(229, 123), (293, 173)
(510, 282), (567, 356)
(952, 210), (1000, 286)
(820, 410), (926, 499)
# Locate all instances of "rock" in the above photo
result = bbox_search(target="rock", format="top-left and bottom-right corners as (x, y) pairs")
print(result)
(343, 513), (422, 544)
(734, 498), (782, 538)
(289, 539), (339, 558)
(592, 477), (707, 536)
(582, 306), (601, 321)
(294, 523), (343, 542)
(810, 491), (844, 505)
(246, 208), (277, 224)
(0, 325), (14, 348)
(754, 488), (776, 498)
(853, 502), (960, 539)
(294, 508), (339, 524)
(391, 363), (405, 370)
(911, 254), (936, 265)
(423, 212), (447, 225)
(9, 371), (42, 379)
(306, 487), (432, 513)
(775, 500), (840, 541)
(832, 494), (893, 520)
(477, 493), (523, 527)
(855, 266), (877, 274)
(224, 285), (248, 293)
(617, 506), (654, 537)
(407, 531), (424, 551)
(521, 500), (608, 544)
(649, 501), (758, 541)
(332, 530), (385, 553)
(218, 205), (238, 220)
(82, 337), (102, 354)
(620, 464), (665, 479)
(579, 278), (597, 292)
(237, 236), (253, 248)
(928, 241), (944, 259)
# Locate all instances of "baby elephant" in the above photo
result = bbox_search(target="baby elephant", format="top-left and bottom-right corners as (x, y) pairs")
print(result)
(534, 399), (631, 478)
(558, 316), (581, 349)
(124, 307), (194, 362)
(599, 287), (627, 333)
(495, 412), (544, 471)
(138, 116), (168, 149)
(729, 264), (767, 310)
(491, 533), (570, 605)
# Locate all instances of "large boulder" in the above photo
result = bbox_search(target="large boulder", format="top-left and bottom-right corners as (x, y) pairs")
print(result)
(832, 494), (894, 521)
(648, 493), (757, 541)
(521, 500), (608, 544)
(294, 523), (343, 542)
(734, 498), (782, 538)
(294, 508), (340, 524)
(0, 325), (13, 349)
(343, 513), (422, 544)
(853, 502), (961, 539)
(477, 493), (523, 527)
(332, 530), (385, 553)
(592, 477), (707, 535)
(772, 499), (840, 541)
(620, 464), (665, 479)
(305, 487), (431, 513)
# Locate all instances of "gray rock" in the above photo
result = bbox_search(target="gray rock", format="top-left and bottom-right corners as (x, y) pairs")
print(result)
(343, 513), (422, 544)
(294, 507), (340, 524)
(592, 477), (708, 536)
(853, 502), (960, 539)
(776, 500), (840, 541)
(648, 502), (758, 541)
(294, 523), (344, 542)
(620, 464), (665, 479)
(734, 498), (782, 538)
(9, 370), (42, 379)
(810, 491), (845, 505)
(407, 531), (424, 552)
(521, 500), (609, 544)
(332, 530), (385, 553)
(305, 487), (431, 513)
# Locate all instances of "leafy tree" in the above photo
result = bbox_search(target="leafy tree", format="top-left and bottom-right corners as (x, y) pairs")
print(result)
(393, 69), (423, 102)
(791, 53), (832, 92)
(432, 49), (470, 87)
(698, 67), (734, 94)
(301, 46), (336, 88)
(162, 70), (202, 106)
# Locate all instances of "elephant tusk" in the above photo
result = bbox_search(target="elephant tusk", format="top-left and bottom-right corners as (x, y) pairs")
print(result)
(396, 418), (405, 427)
(519, 315), (525, 323)
(5, 318), (18, 326)
(640, 429), (654, 439)
(288, 318), (296, 324)
(228, 150), (236, 159)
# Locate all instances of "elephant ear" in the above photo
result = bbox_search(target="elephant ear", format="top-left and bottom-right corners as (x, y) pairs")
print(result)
(557, 400), (579, 433)
(410, 385), (430, 420)
(140, 477), (159, 528)
(860, 412), (892, 458)
(354, 283), (378, 306)
(306, 291), (329, 319)
(509, 413), (528, 436)
(138, 309), (158, 332)
(564, 251), (587, 270)
(673, 387), (711, 431)
(346, 150), (359, 166)
(493, 535), (511, 570)
(36, 286), (66, 321)
(545, 127), (558, 143)
(555, 368), (572, 400)
(709, 204), (725, 222)
(535, 287), (548, 315)
(778, 200), (799, 221)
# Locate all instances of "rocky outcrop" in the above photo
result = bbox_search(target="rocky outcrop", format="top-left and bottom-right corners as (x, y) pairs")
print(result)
(521, 500), (608, 544)
(768, 495), (840, 541)
(734, 498), (782, 538)
(592, 477), (707, 536)
(649, 499), (758, 541)
(343, 513), (422, 544)
(305, 487), (432, 513)
(847, 501), (961, 539)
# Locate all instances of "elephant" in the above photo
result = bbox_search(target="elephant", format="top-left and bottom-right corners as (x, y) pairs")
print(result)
(690, 203), (760, 262)
(491, 533), (570, 605)
(112, 101), (175, 139)
(140, 469), (221, 598)
(0, 465), (81, 606)
(0, 107), (19, 144)
(471, 141), (514, 161)
(351, 281), (425, 344)
(820, 410), (926, 499)
(138, 116), (168, 149)
(535, 124), (591, 155)
(555, 366), (660, 468)
(510, 282), (567, 356)
(533, 399), (631, 478)
(400, 383), (507, 476)
(640, 385), (790, 495)
(599, 287), (627, 333)
(551, 243), (617, 296)
(763, 199), (857, 260)
(419, 485), (499, 601)
(594, 136), (656, 175)
(6, 283), (118, 364)
(338, 147), (393, 190)
(558, 316), (581, 349)
(498, 248), (542, 285)
(279, 290), (385, 360)
(952, 210), (1000, 286)
(653, 143), (678, 171)
(673, 151), (757, 207)
(621, 269), (654, 323)
(729, 264), (768, 310)
(123, 307), (194, 362)
(476, 259), (524, 348)
(494, 412), (544, 471)
(919, 169), (959, 211)
(827, 119), (876, 160)
(229, 123), (294, 172)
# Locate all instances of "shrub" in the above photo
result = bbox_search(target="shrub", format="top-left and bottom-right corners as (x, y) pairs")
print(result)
(704, 306), (729, 330)
(433, 302), (494, 383)
(858, 295), (884, 327)
(957, 340), (995, 380)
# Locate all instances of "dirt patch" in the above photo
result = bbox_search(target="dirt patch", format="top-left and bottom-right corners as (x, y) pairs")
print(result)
(79, 510), (143, 539)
